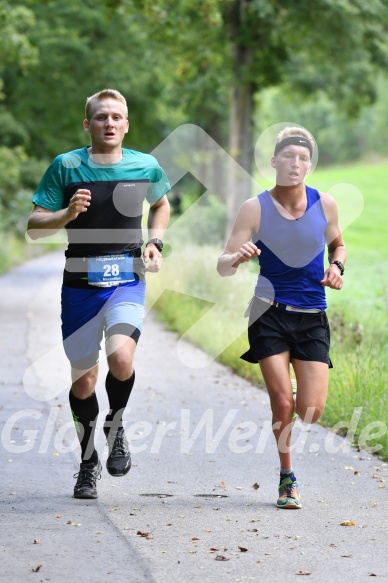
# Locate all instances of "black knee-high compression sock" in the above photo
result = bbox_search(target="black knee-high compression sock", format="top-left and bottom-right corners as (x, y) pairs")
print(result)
(69, 390), (99, 464)
(104, 370), (135, 433)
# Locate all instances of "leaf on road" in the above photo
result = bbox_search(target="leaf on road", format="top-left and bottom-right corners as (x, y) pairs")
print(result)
(296, 570), (311, 575)
(238, 546), (248, 552)
(33, 540), (40, 544)
(252, 483), (260, 490)
(32, 565), (42, 573)
(341, 555), (352, 558)
(191, 537), (200, 541)
(215, 555), (230, 561)
(206, 548), (219, 553)
(137, 530), (154, 540)
(55, 515), (61, 518)
(340, 520), (355, 527)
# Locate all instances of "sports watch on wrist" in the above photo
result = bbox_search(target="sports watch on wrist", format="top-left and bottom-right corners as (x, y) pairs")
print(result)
(146, 238), (164, 252)
(330, 260), (345, 275)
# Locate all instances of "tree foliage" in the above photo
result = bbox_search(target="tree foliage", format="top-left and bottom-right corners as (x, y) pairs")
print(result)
(1, 0), (388, 242)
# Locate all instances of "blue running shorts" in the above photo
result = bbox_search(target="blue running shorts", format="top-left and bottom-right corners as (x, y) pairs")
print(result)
(61, 280), (146, 369)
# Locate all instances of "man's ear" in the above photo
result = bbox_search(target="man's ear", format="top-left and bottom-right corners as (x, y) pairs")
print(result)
(125, 120), (129, 134)
(83, 119), (90, 132)
(270, 156), (276, 168)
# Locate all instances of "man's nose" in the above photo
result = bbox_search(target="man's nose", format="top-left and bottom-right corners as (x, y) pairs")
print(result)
(105, 117), (114, 126)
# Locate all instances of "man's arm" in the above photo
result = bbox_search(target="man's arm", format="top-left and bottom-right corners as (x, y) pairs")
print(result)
(143, 194), (170, 272)
(320, 193), (346, 290)
(27, 190), (92, 240)
(217, 198), (261, 277)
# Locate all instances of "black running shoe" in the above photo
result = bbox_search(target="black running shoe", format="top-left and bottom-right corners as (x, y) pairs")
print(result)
(104, 427), (131, 476)
(73, 459), (102, 499)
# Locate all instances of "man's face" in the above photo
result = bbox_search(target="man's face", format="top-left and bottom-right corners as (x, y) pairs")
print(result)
(271, 145), (311, 186)
(83, 98), (129, 153)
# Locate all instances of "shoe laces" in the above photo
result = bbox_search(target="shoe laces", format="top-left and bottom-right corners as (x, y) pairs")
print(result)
(280, 478), (298, 499)
(108, 428), (129, 457)
(74, 465), (101, 488)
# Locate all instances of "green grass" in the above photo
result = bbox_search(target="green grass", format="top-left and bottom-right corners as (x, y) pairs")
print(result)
(149, 160), (388, 460)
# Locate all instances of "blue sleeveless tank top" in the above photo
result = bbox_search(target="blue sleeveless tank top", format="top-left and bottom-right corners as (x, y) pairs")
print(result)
(253, 186), (327, 310)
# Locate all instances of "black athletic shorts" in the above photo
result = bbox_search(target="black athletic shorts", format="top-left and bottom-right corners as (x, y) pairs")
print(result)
(240, 296), (332, 367)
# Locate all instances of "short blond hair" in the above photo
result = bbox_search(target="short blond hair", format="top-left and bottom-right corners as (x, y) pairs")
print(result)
(85, 88), (128, 121)
(275, 126), (315, 153)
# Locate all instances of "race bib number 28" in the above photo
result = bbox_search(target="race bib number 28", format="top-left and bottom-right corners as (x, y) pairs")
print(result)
(87, 254), (135, 287)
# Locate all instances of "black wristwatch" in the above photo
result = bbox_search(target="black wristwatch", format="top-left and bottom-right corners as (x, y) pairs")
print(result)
(330, 260), (345, 275)
(146, 238), (164, 252)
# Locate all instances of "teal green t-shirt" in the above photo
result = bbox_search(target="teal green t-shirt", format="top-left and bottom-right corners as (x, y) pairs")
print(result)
(33, 146), (170, 211)
(32, 147), (170, 266)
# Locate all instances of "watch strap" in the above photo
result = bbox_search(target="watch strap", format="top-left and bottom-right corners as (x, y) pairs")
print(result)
(331, 260), (344, 275)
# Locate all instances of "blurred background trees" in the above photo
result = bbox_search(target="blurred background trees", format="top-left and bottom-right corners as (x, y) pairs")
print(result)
(1, 0), (388, 249)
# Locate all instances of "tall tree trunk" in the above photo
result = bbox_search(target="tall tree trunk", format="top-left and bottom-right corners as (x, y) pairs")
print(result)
(226, 81), (255, 237)
(225, 0), (257, 238)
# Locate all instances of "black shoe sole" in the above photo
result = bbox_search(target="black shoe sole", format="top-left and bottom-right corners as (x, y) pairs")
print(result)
(73, 491), (98, 499)
(106, 463), (131, 477)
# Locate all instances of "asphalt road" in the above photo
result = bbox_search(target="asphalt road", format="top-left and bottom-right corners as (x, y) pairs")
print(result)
(0, 251), (387, 583)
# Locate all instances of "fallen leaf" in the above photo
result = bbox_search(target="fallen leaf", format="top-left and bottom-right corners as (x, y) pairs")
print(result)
(33, 539), (40, 544)
(369, 574), (377, 577)
(341, 554), (352, 558)
(296, 570), (311, 575)
(191, 537), (200, 541)
(221, 481), (225, 486)
(67, 521), (76, 526)
(372, 501), (379, 508)
(238, 546), (248, 552)
(55, 515), (61, 518)
(206, 548), (219, 553)
(32, 565), (42, 573)
(236, 486), (243, 490)
(136, 530), (154, 540)
(215, 555), (230, 561)
(204, 528), (212, 532)
(166, 523), (173, 526)
(96, 531), (103, 534)
(340, 521), (355, 527)
(252, 483), (260, 490)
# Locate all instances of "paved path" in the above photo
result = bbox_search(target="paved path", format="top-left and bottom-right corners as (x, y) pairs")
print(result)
(0, 252), (387, 583)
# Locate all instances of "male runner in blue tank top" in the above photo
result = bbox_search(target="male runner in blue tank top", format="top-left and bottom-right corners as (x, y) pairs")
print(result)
(217, 127), (346, 509)
(27, 89), (170, 499)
